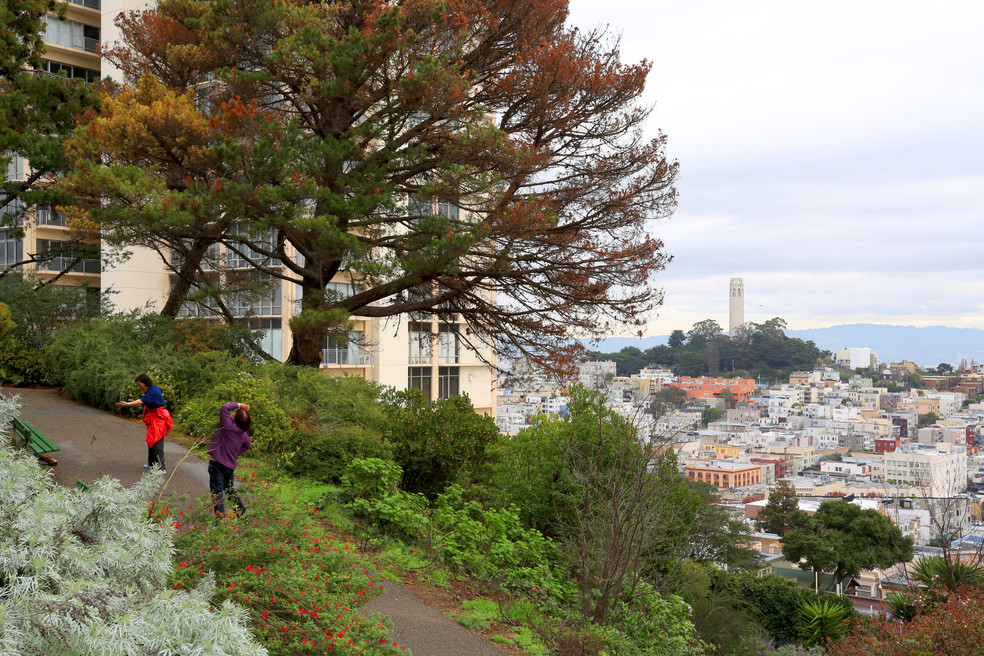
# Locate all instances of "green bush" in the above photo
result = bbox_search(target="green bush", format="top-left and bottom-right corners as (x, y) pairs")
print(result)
(609, 589), (706, 656)
(286, 426), (393, 484)
(0, 336), (49, 386)
(383, 390), (499, 497)
(44, 313), (252, 410)
(179, 371), (292, 454)
(262, 365), (390, 430)
(710, 570), (854, 646)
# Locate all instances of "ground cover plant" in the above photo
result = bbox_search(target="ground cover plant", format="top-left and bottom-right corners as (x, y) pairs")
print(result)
(166, 483), (406, 656)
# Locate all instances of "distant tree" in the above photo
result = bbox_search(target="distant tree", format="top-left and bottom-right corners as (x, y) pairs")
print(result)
(719, 388), (735, 410)
(919, 412), (940, 427)
(681, 482), (757, 570)
(667, 329), (687, 349)
(703, 406), (722, 424)
(782, 500), (913, 592)
(903, 371), (924, 389)
(687, 319), (723, 346)
(755, 480), (808, 536)
(650, 384), (689, 417)
(958, 358), (969, 373)
(934, 363), (954, 375)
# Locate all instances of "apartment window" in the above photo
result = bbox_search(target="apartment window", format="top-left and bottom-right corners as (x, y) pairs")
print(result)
(437, 323), (459, 364)
(323, 331), (371, 366)
(408, 322), (432, 364)
(228, 224), (276, 269)
(0, 198), (23, 225)
(438, 366), (459, 399)
(0, 231), (23, 268)
(66, 0), (101, 9)
(174, 272), (221, 318)
(227, 271), (282, 317)
(41, 60), (99, 83)
(5, 154), (25, 181)
(44, 16), (99, 53)
(437, 199), (459, 220)
(408, 366), (432, 402)
(35, 239), (99, 273)
(238, 317), (282, 360)
(36, 206), (66, 227)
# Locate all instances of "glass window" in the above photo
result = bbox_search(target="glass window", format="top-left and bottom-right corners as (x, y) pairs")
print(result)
(0, 230), (23, 268)
(41, 60), (99, 83)
(228, 224), (276, 269)
(35, 239), (99, 273)
(408, 322), (432, 364)
(226, 271), (282, 317)
(438, 366), (459, 399)
(322, 331), (369, 366)
(408, 366), (432, 402)
(4, 153), (25, 181)
(437, 323), (458, 364)
(36, 206), (67, 227)
(437, 200), (459, 220)
(44, 16), (98, 52)
(237, 317), (282, 360)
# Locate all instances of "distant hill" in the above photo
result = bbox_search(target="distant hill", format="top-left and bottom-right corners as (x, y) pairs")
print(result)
(582, 324), (984, 368)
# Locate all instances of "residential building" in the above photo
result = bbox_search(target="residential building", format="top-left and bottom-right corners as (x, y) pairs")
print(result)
(670, 376), (756, 403)
(835, 347), (878, 370)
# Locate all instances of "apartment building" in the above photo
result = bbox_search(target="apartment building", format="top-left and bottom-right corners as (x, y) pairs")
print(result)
(2, 0), (103, 290)
(877, 445), (967, 497)
(670, 376), (756, 403)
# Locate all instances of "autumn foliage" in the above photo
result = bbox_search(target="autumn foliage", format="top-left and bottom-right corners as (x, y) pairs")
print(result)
(831, 586), (984, 656)
(63, 0), (678, 370)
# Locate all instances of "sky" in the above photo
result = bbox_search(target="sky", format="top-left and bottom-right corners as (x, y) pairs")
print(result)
(566, 0), (984, 336)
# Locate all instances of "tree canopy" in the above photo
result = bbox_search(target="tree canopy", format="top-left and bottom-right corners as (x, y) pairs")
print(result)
(62, 0), (678, 370)
(782, 499), (913, 592)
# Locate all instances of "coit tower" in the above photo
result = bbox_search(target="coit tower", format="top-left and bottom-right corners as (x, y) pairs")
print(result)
(729, 278), (744, 337)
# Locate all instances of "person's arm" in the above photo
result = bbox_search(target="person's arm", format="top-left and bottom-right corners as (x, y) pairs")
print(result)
(219, 401), (243, 427)
(116, 398), (144, 408)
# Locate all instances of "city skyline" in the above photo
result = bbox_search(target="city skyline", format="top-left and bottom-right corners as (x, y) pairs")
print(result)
(567, 0), (984, 335)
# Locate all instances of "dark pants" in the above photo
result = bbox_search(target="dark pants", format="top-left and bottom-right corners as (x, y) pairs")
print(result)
(148, 439), (165, 470)
(208, 460), (245, 516)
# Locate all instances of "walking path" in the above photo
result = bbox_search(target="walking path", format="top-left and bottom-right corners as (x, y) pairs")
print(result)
(3, 386), (508, 656)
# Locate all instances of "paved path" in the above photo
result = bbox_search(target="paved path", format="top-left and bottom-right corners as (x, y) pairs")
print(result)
(3, 386), (508, 656)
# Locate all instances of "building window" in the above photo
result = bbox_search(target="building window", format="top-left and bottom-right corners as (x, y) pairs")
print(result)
(437, 199), (459, 220)
(238, 317), (282, 360)
(36, 206), (66, 227)
(0, 230), (23, 268)
(322, 331), (371, 366)
(43, 16), (99, 53)
(408, 366), (432, 402)
(227, 271), (282, 317)
(437, 323), (459, 364)
(409, 322), (432, 364)
(66, 0), (101, 9)
(4, 154), (25, 181)
(35, 239), (99, 273)
(41, 60), (99, 83)
(438, 366), (459, 399)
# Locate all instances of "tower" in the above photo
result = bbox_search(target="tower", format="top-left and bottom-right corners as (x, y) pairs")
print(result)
(729, 278), (744, 337)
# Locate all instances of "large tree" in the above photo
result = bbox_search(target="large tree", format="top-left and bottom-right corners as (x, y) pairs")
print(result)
(63, 0), (677, 369)
(782, 500), (913, 592)
(1, 0), (103, 281)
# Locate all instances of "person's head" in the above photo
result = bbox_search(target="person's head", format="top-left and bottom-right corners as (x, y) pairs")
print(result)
(234, 407), (251, 433)
(135, 373), (153, 391)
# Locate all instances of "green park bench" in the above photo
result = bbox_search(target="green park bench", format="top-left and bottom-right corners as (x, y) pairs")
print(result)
(10, 417), (60, 464)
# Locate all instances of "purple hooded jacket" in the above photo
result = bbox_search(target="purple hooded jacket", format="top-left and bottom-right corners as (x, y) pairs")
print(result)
(207, 402), (252, 470)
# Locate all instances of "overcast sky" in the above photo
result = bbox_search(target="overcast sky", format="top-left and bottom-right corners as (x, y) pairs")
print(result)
(566, 0), (984, 336)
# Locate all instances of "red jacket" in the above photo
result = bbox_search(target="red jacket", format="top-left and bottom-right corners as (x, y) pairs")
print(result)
(143, 406), (174, 447)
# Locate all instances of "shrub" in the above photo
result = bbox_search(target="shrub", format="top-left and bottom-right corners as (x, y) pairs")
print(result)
(286, 426), (393, 484)
(798, 598), (848, 647)
(179, 371), (291, 454)
(609, 589), (706, 656)
(383, 390), (499, 497)
(0, 394), (267, 655)
(261, 364), (389, 430)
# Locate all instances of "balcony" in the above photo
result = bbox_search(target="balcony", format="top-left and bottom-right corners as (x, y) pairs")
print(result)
(322, 349), (373, 366)
(66, 0), (100, 8)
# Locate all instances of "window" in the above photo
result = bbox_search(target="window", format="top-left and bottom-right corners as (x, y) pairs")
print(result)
(238, 317), (282, 360)
(44, 16), (99, 53)
(323, 331), (370, 366)
(437, 199), (459, 220)
(438, 367), (459, 399)
(0, 230), (23, 268)
(0, 198), (23, 225)
(66, 0), (100, 9)
(41, 60), (99, 83)
(35, 239), (99, 273)
(408, 367), (432, 402)
(227, 271), (282, 317)
(409, 322), (432, 364)
(4, 154), (25, 181)
(36, 206), (66, 227)
(437, 324), (458, 364)
(228, 224), (276, 269)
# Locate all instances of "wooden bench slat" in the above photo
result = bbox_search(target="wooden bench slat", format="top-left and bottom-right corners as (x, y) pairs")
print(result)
(10, 418), (60, 455)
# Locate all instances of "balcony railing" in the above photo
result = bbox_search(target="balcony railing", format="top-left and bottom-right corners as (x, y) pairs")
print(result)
(66, 0), (100, 9)
(36, 207), (66, 227)
(322, 349), (374, 366)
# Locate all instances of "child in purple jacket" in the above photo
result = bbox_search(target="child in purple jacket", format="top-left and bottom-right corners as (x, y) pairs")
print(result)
(207, 401), (251, 517)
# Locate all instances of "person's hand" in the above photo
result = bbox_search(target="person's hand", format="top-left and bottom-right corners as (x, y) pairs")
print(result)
(116, 401), (127, 407)
(239, 403), (250, 412)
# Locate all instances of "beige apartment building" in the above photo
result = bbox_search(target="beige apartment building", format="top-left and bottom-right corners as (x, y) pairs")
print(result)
(2, 0), (103, 290)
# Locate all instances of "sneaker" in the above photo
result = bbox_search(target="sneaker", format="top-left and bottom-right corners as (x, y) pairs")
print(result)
(143, 464), (152, 469)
